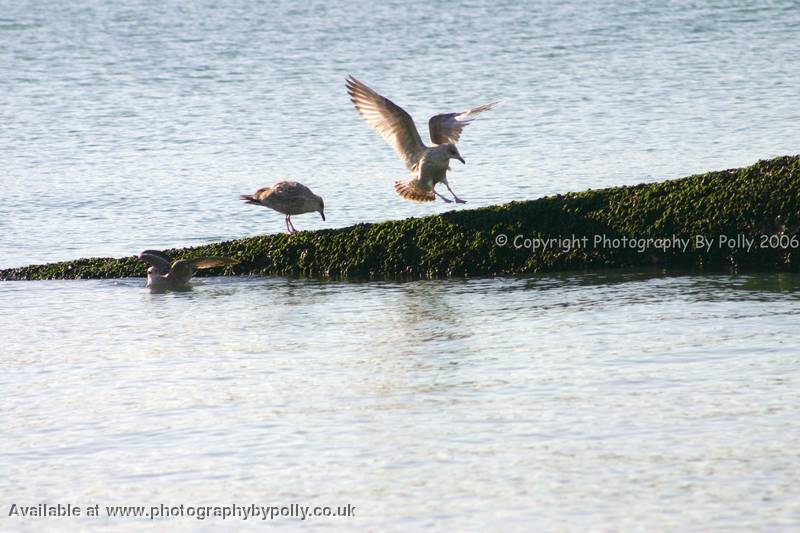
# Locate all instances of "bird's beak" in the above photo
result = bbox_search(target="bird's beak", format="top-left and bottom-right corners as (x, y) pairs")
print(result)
(320, 212), (326, 221)
(457, 155), (466, 164)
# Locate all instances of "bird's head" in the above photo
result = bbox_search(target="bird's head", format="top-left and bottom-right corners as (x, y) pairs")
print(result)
(445, 144), (465, 164)
(317, 196), (325, 221)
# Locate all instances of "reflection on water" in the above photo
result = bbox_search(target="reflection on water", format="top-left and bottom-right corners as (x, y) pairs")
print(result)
(2, 272), (799, 529)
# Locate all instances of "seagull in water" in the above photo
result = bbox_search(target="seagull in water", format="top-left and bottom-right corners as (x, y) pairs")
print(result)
(139, 250), (239, 291)
(241, 181), (325, 234)
(346, 75), (495, 203)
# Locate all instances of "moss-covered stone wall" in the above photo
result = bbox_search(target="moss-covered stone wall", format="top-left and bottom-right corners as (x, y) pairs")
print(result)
(3, 155), (799, 280)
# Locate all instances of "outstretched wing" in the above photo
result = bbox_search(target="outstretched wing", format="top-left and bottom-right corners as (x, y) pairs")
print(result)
(167, 257), (238, 287)
(428, 102), (496, 145)
(188, 257), (239, 270)
(346, 75), (427, 172)
(139, 250), (172, 275)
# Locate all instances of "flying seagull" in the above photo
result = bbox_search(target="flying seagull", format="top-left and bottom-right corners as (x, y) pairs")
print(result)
(346, 75), (495, 203)
(241, 181), (325, 234)
(139, 249), (239, 291)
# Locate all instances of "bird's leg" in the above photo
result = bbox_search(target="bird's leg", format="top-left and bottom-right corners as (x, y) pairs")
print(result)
(434, 190), (453, 203)
(445, 182), (466, 204)
(288, 216), (298, 233)
(285, 215), (295, 234)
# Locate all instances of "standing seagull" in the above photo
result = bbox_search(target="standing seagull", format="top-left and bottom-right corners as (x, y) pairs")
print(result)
(139, 249), (239, 291)
(346, 75), (495, 203)
(241, 181), (325, 234)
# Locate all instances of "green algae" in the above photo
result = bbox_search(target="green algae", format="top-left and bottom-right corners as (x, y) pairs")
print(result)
(3, 155), (799, 281)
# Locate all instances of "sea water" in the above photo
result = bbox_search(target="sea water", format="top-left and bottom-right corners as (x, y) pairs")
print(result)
(2, 1), (799, 529)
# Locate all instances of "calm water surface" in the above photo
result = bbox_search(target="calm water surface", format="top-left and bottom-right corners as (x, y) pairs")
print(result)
(2, 0), (800, 530)
(2, 273), (800, 530)
(1, 0), (799, 266)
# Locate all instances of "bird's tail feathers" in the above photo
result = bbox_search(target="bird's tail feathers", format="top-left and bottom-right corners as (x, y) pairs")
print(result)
(240, 194), (260, 205)
(394, 179), (435, 203)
